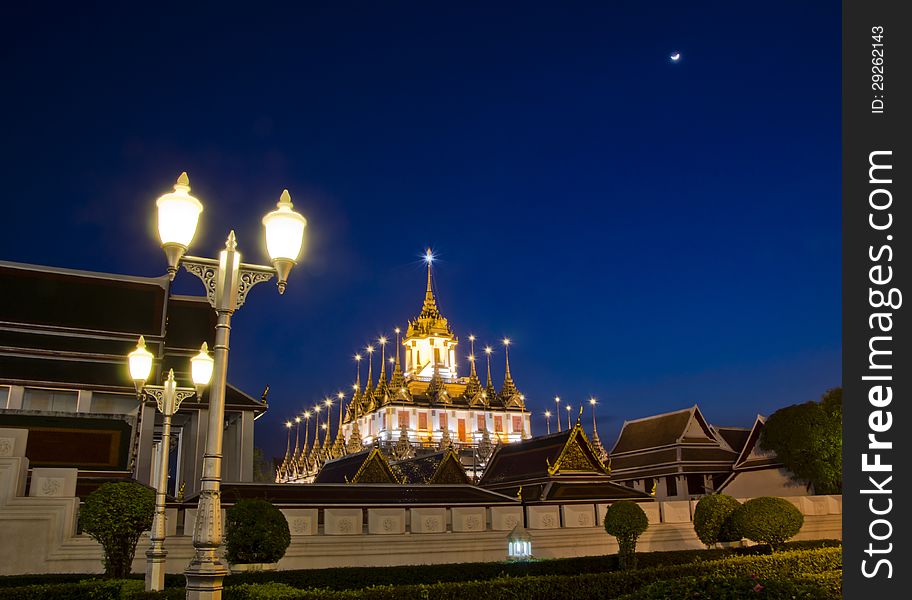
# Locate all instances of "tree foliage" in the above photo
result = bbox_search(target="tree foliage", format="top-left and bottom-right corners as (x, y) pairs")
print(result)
(729, 497), (804, 550)
(693, 494), (742, 547)
(225, 499), (291, 565)
(603, 501), (650, 569)
(759, 387), (842, 494)
(79, 482), (155, 578)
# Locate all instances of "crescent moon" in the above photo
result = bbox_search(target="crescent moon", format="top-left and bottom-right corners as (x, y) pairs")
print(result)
(670, 53), (681, 61)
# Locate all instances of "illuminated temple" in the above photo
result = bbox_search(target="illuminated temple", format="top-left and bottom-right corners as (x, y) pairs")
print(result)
(278, 252), (531, 482)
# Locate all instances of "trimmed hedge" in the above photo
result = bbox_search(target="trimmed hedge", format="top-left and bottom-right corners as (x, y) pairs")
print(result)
(693, 494), (741, 547)
(603, 500), (649, 569)
(226, 499), (292, 565)
(216, 548), (841, 599)
(0, 579), (143, 600)
(730, 497), (805, 549)
(225, 540), (839, 590)
(617, 570), (842, 599)
(0, 542), (842, 598)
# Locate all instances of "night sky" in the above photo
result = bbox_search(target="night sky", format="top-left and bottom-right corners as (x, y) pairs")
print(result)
(1, 2), (840, 461)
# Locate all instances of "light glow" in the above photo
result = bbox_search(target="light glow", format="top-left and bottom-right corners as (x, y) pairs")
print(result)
(190, 342), (214, 387)
(262, 189), (306, 262)
(128, 336), (154, 383)
(156, 172), (203, 249)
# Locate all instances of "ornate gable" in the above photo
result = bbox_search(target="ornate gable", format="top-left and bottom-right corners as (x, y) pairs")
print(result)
(429, 450), (471, 484)
(350, 448), (400, 484)
(548, 425), (611, 476)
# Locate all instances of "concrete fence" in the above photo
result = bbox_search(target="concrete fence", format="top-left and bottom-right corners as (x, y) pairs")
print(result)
(0, 428), (842, 575)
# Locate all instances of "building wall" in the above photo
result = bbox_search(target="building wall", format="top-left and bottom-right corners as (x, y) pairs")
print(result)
(345, 406), (529, 447)
(721, 468), (811, 497)
(1, 435), (840, 575)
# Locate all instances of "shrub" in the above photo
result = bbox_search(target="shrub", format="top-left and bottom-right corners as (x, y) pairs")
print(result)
(225, 499), (291, 565)
(223, 539), (840, 590)
(693, 494), (742, 547)
(79, 482), (155, 578)
(617, 570), (842, 599)
(603, 501), (649, 569)
(730, 497), (804, 550)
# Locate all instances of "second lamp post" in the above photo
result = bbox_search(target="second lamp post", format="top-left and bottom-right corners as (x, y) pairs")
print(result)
(128, 336), (214, 592)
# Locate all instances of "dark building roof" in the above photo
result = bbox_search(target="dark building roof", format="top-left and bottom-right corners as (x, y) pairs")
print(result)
(313, 449), (400, 484)
(611, 406), (715, 455)
(0, 262), (168, 335)
(207, 483), (519, 506)
(731, 416), (782, 471)
(392, 450), (470, 485)
(714, 426), (752, 454)
(0, 261), (264, 414)
(480, 424), (610, 487)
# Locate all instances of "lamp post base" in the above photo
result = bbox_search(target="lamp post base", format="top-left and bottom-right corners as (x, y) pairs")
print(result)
(145, 547), (167, 592)
(184, 557), (230, 600)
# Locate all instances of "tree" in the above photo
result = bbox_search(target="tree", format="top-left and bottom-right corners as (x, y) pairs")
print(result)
(603, 501), (649, 569)
(729, 497), (804, 550)
(693, 494), (741, 547)
(225, 499), (291, 565)
(79, 482), (155, 578)
(759, 387), (842, 494)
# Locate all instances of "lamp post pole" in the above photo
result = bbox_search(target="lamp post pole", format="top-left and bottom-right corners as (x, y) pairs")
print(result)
(145, 372), (199, 591)
(129, 339), (213, 592)
(151, 174), (306, 600)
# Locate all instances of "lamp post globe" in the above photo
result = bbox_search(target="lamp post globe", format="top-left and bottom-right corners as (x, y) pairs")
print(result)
(262, 189), (307, 294)
(128, 336), (154, 392)
(190, 342), (215, 394)
(156, 172), (203, 279)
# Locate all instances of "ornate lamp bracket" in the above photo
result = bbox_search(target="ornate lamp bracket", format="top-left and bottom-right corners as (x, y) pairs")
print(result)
(182, 256), (275, 310)
(145, 386), (197, 416)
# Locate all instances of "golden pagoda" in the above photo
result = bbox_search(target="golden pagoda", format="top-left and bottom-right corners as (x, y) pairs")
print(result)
(341, 250), (530, 450)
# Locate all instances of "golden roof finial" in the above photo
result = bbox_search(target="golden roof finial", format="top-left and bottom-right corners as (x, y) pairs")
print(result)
(421, 248), (438, 315)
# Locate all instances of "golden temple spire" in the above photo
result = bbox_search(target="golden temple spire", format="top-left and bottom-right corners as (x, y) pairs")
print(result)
(378, 336), (387, 383)
(468, 334), (478, 378)
(364, 346), (374, 390)
(420, 248), (440, 318)
(484, 346), (494, 388)
(354, 354), (362, 392)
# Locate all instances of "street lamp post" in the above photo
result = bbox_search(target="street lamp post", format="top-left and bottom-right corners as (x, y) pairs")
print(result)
(128, 338), (214, 592)
(554, 397), (562, 432)
(154, 173), (306, 600)
(544, 411), (551, 435)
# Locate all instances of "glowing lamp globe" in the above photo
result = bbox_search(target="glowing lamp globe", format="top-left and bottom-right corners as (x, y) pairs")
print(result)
(190, 342), (215, 390)
(128, 336), (154, 390)
(262, 189), (307, 294)
(156, 172), (203, 279)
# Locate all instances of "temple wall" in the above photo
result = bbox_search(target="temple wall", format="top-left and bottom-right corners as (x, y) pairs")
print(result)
(720, 468), (811, 497)
(0, 427), (841, 576)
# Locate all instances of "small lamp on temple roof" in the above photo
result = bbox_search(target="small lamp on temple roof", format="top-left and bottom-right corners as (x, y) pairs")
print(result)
(507, 524), (533, 561)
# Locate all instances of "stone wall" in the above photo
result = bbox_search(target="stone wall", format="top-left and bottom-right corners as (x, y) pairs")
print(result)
(0, 428), (842, 576)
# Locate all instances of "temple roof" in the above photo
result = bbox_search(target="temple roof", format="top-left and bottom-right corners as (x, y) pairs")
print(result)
(314, 448), (400, 484)
(392, 450), (471, 485)
(713, 426), (752, 454)
(480, 423), (609, 487)
(611, 406), (716, 454)
(202, 483), (519, 505)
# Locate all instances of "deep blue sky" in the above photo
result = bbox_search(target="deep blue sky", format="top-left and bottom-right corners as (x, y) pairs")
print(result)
(1, 2), (840, 460)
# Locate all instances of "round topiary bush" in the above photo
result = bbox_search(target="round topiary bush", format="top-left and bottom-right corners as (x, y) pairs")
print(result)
(79, 481), (155, 578)
(603, 501), (649, 569)
(693, 494), (742, 547)
(729, 496), (804, 550)
(225, 499), (291, 565)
